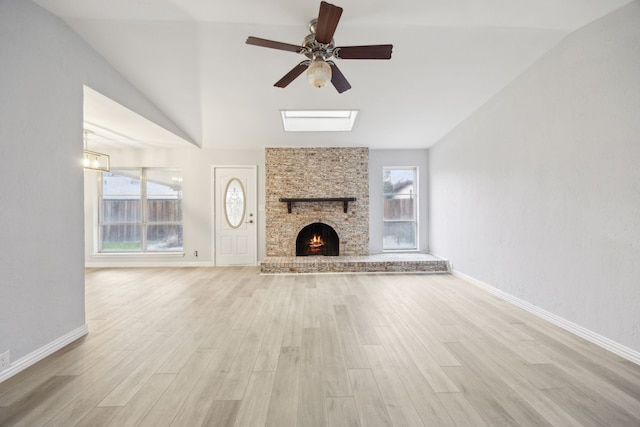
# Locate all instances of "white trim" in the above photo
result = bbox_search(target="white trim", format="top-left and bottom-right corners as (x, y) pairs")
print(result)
(90, 252), (185, 258)
(0, 325), (88, 383)
(382, 166), (419, 252)
(85, 261), (215, 268)
(452, 270), (640, 366)
(86, 251), (207, 267)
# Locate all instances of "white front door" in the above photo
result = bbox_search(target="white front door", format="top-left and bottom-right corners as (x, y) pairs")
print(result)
(214, 166), (257, 265)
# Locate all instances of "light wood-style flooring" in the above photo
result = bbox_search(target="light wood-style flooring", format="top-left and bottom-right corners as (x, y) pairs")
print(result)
(1, 267), (639, 426)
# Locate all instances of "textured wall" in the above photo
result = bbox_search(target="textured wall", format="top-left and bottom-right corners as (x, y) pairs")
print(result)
(0, 0), (189, 372)
(265, 147), (369, 256)
(429, 2), (640, 353)
(0, 0), (86, 368)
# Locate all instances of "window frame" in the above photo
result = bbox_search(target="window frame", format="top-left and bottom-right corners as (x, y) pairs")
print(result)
(382, 166), (419, 251)
(98, 167), (183, 254)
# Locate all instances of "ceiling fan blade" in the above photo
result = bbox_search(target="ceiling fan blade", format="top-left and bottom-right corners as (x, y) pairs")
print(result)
(334, 45), (393, 60)
(275, 62), (309, 88)
(315, 1), (343, 45)
(329, 63), (351, 93)
(246, 36), (304, 53)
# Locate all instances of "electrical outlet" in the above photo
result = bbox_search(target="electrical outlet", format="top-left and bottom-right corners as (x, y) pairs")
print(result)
(194, 250), (198, 257)
(0, 351), (9, 371)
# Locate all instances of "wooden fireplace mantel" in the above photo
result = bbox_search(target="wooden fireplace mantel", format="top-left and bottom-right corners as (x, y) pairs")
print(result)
(279, 197), (356, 214)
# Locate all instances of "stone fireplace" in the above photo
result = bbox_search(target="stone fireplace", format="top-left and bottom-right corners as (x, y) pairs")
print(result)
(265, 147), (369, 257)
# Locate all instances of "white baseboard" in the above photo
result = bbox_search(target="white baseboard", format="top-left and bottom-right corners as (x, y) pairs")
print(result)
(452, 270), (640, 366)
(0, 325), (89, 383)
(85, 261), (215, 268)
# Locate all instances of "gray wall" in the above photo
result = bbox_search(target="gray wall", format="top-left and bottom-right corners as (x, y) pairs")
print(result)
(369, 149), (430, 254)
(429, 2), (640, 353)
(0, 0), (190, 369)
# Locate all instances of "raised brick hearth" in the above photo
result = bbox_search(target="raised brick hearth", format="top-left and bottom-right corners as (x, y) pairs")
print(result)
(261, 253), (449, 274)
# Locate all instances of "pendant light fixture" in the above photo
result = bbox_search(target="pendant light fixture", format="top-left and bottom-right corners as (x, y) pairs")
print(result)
(83, 130), (110, 172)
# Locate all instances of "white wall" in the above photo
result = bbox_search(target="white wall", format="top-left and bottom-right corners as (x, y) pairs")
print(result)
(369, 149), (430, 254)
(429, 2), (640, 354)
(0, 0), (191, 377)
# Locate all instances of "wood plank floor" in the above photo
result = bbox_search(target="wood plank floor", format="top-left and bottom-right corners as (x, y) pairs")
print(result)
(1, 267), (639, 426)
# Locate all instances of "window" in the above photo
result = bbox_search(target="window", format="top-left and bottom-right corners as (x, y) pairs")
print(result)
(383, 167), (417, 250)
(99, 168), (183, 253)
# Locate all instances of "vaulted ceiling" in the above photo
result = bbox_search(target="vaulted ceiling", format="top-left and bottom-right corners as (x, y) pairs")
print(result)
(34, 0), (632, 150)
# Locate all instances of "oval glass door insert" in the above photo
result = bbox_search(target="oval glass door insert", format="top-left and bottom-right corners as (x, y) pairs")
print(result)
(224, 178), (246, 228)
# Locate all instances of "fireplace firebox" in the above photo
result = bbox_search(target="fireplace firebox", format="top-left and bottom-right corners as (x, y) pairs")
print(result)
(296, 223), (339, 256)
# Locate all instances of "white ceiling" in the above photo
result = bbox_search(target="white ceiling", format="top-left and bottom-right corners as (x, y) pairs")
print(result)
(83, 86), (197, 150)
(35, 0), (631, 150)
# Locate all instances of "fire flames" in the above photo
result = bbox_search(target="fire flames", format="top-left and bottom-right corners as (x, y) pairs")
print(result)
(308, 234), (324, 254)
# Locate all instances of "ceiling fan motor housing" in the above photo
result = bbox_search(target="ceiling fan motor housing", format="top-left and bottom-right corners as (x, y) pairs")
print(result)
(303, 23), (335, 61)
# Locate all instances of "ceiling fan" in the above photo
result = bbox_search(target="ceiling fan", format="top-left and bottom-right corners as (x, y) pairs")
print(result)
(246, 1), (393, 93)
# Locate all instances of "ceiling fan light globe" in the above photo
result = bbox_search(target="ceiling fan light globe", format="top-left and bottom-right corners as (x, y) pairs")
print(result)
(307, 60), (332, 88)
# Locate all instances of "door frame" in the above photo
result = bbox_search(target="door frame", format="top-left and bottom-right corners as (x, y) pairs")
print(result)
(212, 165), (258, 266)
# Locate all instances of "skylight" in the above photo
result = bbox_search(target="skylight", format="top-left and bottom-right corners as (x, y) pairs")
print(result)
(280, 110), (358, 132)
